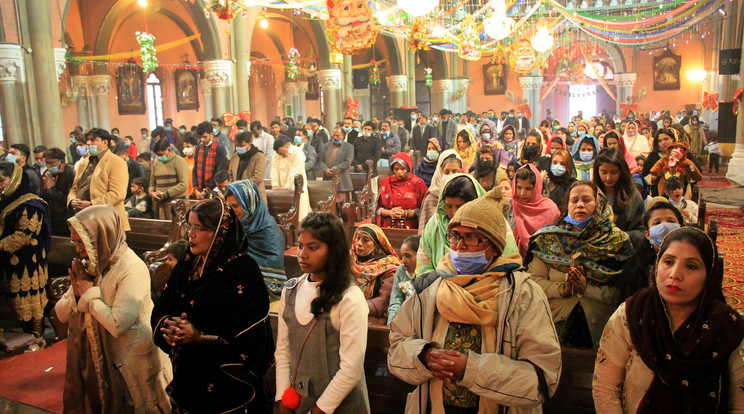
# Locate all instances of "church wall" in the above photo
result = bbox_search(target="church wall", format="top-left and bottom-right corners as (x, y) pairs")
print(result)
(465, 56), (524, 114)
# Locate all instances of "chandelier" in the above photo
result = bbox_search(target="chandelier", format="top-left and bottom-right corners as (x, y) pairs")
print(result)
(397, 0), (438, 17)
(531, 26), (554, 53)
(203, 0), (248, 33)
(484, 0), (514, 41)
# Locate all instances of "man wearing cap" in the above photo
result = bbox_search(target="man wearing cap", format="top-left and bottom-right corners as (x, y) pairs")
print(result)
(388, 188), (561, 413)
(271, 136), (310, 222)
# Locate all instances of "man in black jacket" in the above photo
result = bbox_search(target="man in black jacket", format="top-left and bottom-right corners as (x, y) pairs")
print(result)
(40, 147), (75, 236)
(409, 114), (438, 155)
(352, 121), (381, 177)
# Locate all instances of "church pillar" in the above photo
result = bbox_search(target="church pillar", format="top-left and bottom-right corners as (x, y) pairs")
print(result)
(201, 77), (214, 120)
(342, 55), (353, 101)
(232, 15), (251, 112)
(355, 87), (370, 120)
(406, 49), (416, 106)
(89, 75), (111, 130)
(430, 79), (455, 114)
(317, 68), (342, 128)
(204, 59), (233, 119)
(284, 81), (308, 122)
(518, 76), (543, 125)
(27, 0), (65, 149)
(0, 44), (25, 146)
(386, 75), (408, 109)
(613, 73), (637, 116)
(452, 79), (470, 114)
(70, 75), (93, 130)
(720, 0), (738, 102)
(726, 25), (744, 185)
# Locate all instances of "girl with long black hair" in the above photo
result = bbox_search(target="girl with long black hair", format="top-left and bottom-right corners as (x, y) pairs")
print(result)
(275, 213), (370, 414)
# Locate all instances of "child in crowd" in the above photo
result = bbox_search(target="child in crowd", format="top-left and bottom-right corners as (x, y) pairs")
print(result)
(387, 235), (421, 324)
(275, 213), (370, 414)
(124, 177), (152, 218)
(137, 152), (152, 180)
(506, 161), (520, 181)
(211, 170), (230, 199)
(665, 176), (698, 225)
(182, 132), (198, 197)
(635, 154), (646, 173)
(704, 134), (722, 173)
(164, 239), (188, 271)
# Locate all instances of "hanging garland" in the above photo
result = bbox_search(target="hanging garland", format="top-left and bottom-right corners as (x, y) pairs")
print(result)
(287, 48), (300, 80)
(425, 68), (433, 88)
(136, 32), (158, 74)
(369, 60), (381, 85)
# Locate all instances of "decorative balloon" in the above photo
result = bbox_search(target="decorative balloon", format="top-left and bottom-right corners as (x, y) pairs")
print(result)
(325, 0), (377, 54)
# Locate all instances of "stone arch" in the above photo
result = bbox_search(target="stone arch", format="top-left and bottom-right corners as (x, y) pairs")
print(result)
(597, 41), (626, 73)
(114, 9), (206, 61)
(308, 19), (331, 70)
(379, 33), (403, 75)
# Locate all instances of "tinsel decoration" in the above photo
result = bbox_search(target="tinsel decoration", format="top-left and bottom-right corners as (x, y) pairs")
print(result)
(408, 20), (429, 51)
(369, 60), (381, 85)
(287, 48), (300, 80)
(458, 15), (481, 61)
(425, 68), (433, 88)
(136, 32), (159, 74)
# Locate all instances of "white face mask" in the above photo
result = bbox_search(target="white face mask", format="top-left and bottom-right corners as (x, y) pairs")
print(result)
(182, 147), (194, 157)
(579, 151), (594, 162)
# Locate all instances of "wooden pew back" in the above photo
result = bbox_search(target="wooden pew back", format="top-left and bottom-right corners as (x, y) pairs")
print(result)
(309, 166), (340, 215)
(127, 217), (172, 257)
(265, 174), (304, 249)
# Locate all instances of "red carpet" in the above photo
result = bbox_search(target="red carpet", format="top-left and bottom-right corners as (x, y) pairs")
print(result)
(697, 177), (735, 189)
(0, 339), (66, 413)
(706, 208), (744, 235)
(720, 233), (744, 314)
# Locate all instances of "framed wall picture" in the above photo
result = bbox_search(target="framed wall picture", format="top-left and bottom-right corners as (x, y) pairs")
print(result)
(483, 61), (507, 95)
(116, 63), (146, 115)
(306, 75), (319, 100)
(175, 68), (200, 111)
(653, 50), (681, 91)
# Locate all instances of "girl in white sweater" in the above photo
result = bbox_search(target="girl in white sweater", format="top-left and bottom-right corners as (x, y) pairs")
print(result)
(275, 213), (370, 414)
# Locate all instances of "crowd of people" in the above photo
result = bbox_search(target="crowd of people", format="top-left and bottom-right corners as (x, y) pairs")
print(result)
(0, 105), (738, 413)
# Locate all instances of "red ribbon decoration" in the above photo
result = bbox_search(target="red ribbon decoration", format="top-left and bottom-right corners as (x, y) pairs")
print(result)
(516, 102), (532, 120)
(734, 88), (743, 115)
(223, 111), (252, 141)
(346, 97), (360, 119)
(620, 102), (638, 119)
(701, 91), (719, 111)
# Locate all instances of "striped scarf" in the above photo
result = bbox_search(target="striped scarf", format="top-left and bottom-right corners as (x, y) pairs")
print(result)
(195, 140), (219, 190)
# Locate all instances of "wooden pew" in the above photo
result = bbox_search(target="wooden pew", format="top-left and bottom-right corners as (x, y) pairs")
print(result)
(127, 216), (172, 258)
(309, 166), (340, 215)
(266, 174), (304, 249)
(348, 160), (374, 222)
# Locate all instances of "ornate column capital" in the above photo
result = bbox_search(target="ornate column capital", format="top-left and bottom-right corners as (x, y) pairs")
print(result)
(285, 81), (309, 95)
(457, 78), (471, 90)
(431, 79), (456, 93)
(518, 76), (543, 91)
(54, 48), (67, 81)
(317, 69), (342, 90)
(88, 75), (111, 96)
(386, 75), (408, 93)
(204, 59), (234, 88)
(200, 77), (212, 96)
(613, 72), (637, 87)
(0, 44), (25, 83)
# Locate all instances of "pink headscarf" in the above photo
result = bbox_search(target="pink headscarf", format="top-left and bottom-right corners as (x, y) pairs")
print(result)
(511, 163), (561, 257)
(605, 129), (639, 174)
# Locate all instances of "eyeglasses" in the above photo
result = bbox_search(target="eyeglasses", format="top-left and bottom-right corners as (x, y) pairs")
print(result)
(446, 231), (488, 247)
(183, 223), (215, 234)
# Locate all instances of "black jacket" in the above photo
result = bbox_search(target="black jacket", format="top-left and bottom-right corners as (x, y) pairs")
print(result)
(39, 165), (75, 236)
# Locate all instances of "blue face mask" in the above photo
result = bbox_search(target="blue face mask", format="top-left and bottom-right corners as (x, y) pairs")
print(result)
(411, 115), (417, 120)
(333, 139), (343, 145)
(77, 146), (88, 156)
(426, 150), (439, 160)
(294, 136), (303, 145)
(142, 134), (147, 139)
(564, 214), (593, 229)
(157, 155), (168, 163)
(450, 248), (490, 275)
(212, 128), (219, 135)
(125, 142), (131, 147)
(550, 164), (566, 176)
(236, 146), (247, 155)
(649, 222), (681, 249)
(5, 153), (17, 164)
(88, 145), (100, 157)
(343, 126), (351, 132)
(353, 127), (360, 132)
(306, 130), (313, 138)
(179, 129), (186, 134)
(47, 166), (60, 175)
(70, 138), (77, 144)
(165, 126), (171, 132)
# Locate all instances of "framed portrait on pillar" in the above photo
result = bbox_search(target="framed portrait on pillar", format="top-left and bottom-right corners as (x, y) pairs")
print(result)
(306, 75), (319, 100)
(175, 68), (200, 111)
(116, 63), (146, 115)
(653, 50), (681, 91)
(483, 62), (507, 95)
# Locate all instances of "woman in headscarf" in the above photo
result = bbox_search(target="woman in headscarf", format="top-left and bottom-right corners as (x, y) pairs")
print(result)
(476, 120), (499, 148)
(0, 162), (50, 342)
(224, 179), (286, 296)
(643, 128), (676, 186)
(572, 134), (601, 181)
(594, 227), (744, 413)
(603, 129), (640, 174)
(522, 130), (551, 171)
(683, 114), (707, 162)
(152, 198), (274, 413)
(377, 152), (428, 229)
(544, 148), (576, 208)
(468, 145), (509, 192)
(55, 205), (171, 412)
(538, 119), (554, 152)
(454, 129), (477, 171)
(526, 181), (634, 349)
(351, 223), (402, 325)
(417, 149), (464, 234)
(414, 138), (442, 187)
(623, 120), (650, 157)
(389, 188), (562, 413)
(511, 164), (560, 258)
(497, 124), (522, 165)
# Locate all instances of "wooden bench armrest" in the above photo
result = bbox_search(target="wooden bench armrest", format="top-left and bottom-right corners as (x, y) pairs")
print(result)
(316, 166), (341, 214)
(142, 199), (188, 266)
(276, 174), (303, 249)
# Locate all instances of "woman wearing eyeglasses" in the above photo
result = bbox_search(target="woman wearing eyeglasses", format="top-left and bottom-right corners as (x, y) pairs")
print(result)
(152, 198), (274, 413)
(388, 188), (561, 413)
(525, 181), (634, 350)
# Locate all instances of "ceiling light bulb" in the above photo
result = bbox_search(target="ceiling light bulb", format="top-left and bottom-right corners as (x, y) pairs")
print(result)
(260, 18), (269, 29)
(137, 0), (148, 7)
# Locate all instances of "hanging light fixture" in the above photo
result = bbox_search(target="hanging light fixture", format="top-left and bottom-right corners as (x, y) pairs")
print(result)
(260, 18), (269, 29)
(397, 0), (438, 17)
(531, 25), (554, 53)
(484, 0), (514, 41)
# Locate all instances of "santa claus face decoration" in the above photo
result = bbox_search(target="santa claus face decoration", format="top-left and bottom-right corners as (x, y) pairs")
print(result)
(325, 0), (378, 54)
(510, 38), (537, 74)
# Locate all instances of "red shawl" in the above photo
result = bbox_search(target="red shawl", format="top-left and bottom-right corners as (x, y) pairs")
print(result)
(512, 163), (560, 257)
(377, 152), (428, 229)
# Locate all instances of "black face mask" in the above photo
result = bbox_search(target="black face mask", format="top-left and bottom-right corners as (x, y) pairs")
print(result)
(522, 144), (539, 160)
(480, 159), (493, 170)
